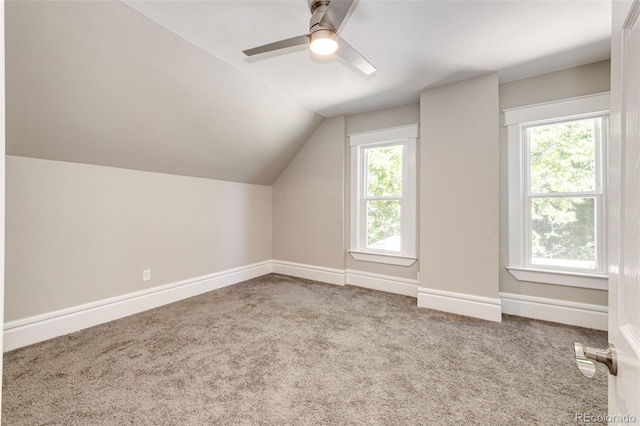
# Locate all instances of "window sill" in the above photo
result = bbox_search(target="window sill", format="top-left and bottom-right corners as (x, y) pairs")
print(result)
(349, 251), (417, 267)
(507, 267), (608, 290)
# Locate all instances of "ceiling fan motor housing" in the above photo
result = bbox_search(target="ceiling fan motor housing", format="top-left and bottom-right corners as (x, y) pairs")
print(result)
(309, 0), (334, 34)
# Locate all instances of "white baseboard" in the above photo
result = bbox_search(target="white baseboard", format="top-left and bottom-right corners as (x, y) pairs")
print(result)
(500, 292), (608, 331)
(417, 287), (502, 322)
(272, 260), (345, 286)
(346, 269), (418, 297)
(4, 260), (607, 352)
(3, 261), (272, 352)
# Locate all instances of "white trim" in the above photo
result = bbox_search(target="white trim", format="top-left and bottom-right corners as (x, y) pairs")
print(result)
(619, 324), (640, 361)
(506, 95), (610, 288)
(348, 251), (417, 266)
(507, 125), (525, 266)
(507, 267), (608, 290)
(500, 292), (608, 331)
(348, 124), (419, 146)
(346, 269), (419, 297)
(503, 92), (610, 126)
(417, 287), (502, 322)
(271, 260), (345, 286)
(3, 261), (273, 352)
(349, 125), (418, 265)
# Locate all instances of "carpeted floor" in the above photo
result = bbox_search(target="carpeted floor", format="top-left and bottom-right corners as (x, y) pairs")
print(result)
(2, 274), (608, 425)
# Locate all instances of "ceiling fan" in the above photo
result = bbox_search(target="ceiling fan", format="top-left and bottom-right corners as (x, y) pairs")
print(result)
(242, 0), (376, 76)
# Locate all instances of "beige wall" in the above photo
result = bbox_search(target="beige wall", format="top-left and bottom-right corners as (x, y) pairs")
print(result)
(346, 102), (420, 279)
(6, 61), (610, 325)
(346, 103), (420, 135)
(499, 60), (610, 306)
(420, 73), (500, 299)
(1, 2), (5, 407)
(272, 103), (421, 279)
(5, 156), (272, 322)
(272, 116), (346, 270)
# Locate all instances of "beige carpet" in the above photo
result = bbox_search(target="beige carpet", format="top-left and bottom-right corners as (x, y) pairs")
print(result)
(2, 274), (607, 425)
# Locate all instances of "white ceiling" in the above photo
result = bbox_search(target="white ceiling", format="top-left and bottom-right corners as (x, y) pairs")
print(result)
(123, 0), (612, 117)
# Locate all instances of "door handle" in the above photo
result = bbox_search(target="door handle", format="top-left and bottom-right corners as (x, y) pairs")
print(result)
(574, 342), (618, 377)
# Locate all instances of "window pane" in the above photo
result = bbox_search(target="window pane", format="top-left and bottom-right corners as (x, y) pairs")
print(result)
(366, 200), (401, 251)
(366, 145), (403, 197)
(528, 119), (597, 193)
(530, 197), (596, 269)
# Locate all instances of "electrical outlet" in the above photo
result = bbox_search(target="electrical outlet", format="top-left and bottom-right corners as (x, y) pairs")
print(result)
(142, 269), (151, 282)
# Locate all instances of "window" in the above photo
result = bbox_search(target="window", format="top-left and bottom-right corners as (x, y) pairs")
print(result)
(505, 93), (609, 289)
(349, 125), (417, 266)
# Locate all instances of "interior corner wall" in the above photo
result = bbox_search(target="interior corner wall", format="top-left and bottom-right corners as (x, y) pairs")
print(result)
(345, 102), (421, 280)
(272, 116), (346, 270)
(499, 60), (610, 306)
(420, 73), (500, 299)
(5, 156), (272, 322)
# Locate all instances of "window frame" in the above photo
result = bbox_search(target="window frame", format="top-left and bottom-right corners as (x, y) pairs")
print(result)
(504, 93), (610, 290)
(349, 125), (418, 267)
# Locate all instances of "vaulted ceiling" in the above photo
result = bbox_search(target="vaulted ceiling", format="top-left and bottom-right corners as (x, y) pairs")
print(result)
(6, 1), (323, 185)
(124, 0), (611, 117)
(5, 0), (611, 185)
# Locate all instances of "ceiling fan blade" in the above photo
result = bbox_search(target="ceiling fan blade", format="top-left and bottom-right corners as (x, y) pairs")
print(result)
(335, 36), (376, 75)
(243, 34), (310, 56)
(319, 0), (356, 31)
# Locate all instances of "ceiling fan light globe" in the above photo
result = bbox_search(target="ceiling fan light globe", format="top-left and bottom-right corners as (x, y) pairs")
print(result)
(310, 30), (338, 55)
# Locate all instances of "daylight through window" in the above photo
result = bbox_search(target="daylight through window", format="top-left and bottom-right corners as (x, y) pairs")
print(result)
(365, 144), (403, 252)
(525, 117), (604, 270)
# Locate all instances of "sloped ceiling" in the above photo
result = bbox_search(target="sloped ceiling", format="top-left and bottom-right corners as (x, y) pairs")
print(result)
(5, 1), (324, 185)
(5, 1), (611, 184)
(124, 0), (611, 117)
